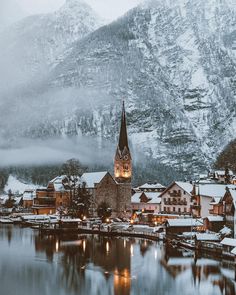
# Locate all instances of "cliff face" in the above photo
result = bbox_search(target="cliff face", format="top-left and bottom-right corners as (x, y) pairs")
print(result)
(1, 0), (236, 173)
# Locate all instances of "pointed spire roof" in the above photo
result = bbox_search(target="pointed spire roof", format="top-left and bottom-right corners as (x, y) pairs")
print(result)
(118, 101), (129, 152)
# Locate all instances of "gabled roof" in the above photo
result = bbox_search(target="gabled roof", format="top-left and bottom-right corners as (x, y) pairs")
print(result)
(23, 190), (35, 201)
(159, 181), (193, 198)
(81, 171), (110, 188)
(131, 192), (162, 204)
(221, 238), (236, 247)
(48, 175), (69, 192)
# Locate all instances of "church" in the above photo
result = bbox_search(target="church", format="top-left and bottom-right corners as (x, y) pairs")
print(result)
(33, 102), (132, 217)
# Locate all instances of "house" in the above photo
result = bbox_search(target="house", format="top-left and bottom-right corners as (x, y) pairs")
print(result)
(159, 181), (193, 216)
(165, 218), (204, 236)
(221, 238), (236, 256)
(32, 176), (70, 215)
(209, 169), (234, 184)
(22, 190), (36, 209)
(195, 233), (220, 251)
(221, 188), (236, 238)
(131, 191), (161, 214)
(203, 216), (225, 232)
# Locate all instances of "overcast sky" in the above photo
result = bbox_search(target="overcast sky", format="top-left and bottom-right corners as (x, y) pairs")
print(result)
(18, 0), (143, 20)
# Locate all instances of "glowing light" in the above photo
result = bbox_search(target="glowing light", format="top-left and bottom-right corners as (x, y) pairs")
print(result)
(130, 244), (133, 256)
(124, 239), (126, 248)
(130, 219), (134, 224)
(83, 216), (87, 220)
(55, 240), (59, 252)
(83, 240), (86, 252)
(154, 250), (158, 260)
(106, 241), (110, 253)
(106, 218), (110, 223)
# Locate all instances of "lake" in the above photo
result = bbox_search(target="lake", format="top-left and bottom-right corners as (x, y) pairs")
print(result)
(0, 224), (235, 295)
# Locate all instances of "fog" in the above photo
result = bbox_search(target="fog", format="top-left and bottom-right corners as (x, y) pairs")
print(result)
(0, 136), (115, 167)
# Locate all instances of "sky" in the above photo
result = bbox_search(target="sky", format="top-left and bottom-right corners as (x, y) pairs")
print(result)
(17, 0), (143, 21)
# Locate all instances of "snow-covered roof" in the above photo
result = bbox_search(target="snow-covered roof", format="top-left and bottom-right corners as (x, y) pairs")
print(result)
(195, 233), (220, 241)
(214, 170), (233, 176)
(210, 197), (222, 205)
(81, 171), (109, 188)
(175, 182), (193, 195)
(49, 175), (69, 191)
(23, 190), (35, 201)
(131, 192), (142, 203)
(131, 192), (161, 204)
(199, 184), (236, 198)
(221, 238), (236, 247)
(231, 247), (236, 255)
(219, 226), (232, 236)
(167, 218), (203, 227)
(139, 183), (165, 189)
(228, 188), (236, 208)
(205, 216), (224, 222)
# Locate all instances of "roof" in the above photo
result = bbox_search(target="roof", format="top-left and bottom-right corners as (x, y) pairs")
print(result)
(231, 247), (236, 255)
(205, 216), (224, 222)
(199, 184), (236, 198)
(118, 101), (129, 152)
(49, 175), (69, 191)
(175, 182), (193, 195)
(23, 191), (35, 201)
(166, 218), (203, 227)
(131, 192), (161, 204)
(81, 172), (109, 188)
(228, 188), (236, 208)
(139, 183), (165, 189)
(195, 233), (220, 241)
(221, 238), (236, 247)
(215, 170), (233, 176)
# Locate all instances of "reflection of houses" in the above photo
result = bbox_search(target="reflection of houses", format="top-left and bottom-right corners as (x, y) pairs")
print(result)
(32, 176), (70, 215)
(131, 191), (161, 213)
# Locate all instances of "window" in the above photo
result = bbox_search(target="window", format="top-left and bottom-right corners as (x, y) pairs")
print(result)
(178, 208), (181, 213)
(184, 207), (187, 213)
(173, 207), (175, 212)
(164, 207), (166, 211)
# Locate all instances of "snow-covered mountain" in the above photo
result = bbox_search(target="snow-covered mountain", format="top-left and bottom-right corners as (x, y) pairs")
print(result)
(1, 0), (236, 173)
(0, 0), (103, 92)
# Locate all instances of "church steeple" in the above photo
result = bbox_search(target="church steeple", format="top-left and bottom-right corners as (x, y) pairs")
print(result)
(114, 101), (132, 183)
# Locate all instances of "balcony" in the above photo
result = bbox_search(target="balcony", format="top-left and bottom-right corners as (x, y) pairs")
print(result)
(191, 204), (201, 210)
(168, 191), (181, 197)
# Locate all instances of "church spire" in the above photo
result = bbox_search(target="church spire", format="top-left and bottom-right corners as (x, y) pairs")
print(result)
(114, 101), (132, 183)
(118, 101), (129, 152)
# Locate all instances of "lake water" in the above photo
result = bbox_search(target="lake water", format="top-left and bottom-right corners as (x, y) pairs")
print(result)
(0, 224), (235, 295)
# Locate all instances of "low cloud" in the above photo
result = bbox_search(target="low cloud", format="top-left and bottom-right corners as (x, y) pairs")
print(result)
(0, 136), (115, 167)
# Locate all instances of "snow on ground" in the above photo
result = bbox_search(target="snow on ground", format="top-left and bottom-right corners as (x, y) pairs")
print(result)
(4, 175), (39, 194)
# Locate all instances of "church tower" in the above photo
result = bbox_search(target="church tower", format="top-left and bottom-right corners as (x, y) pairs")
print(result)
(114, 101), (132, 183)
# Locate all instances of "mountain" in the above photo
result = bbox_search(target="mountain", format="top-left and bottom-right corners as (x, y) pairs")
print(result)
(1, 0), (236, 175)
(0, 0), (25, 30)
(0, 0), (103, 93)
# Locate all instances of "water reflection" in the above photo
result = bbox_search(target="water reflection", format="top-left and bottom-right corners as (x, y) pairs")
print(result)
(0, 224), (236, 295)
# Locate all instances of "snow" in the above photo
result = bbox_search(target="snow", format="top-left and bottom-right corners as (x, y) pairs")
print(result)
(131, 193), (142, 203)
(205, 216), (224, 222)
(81, 171), (108, 188)
(231, 247), (236, 255)
(131, 192), (161, 204)
(219, 226), (232, 236)
(199, 184), (236, 198)
(195, 233), (220, 241)
(139, 183), (165, 190)
(4, 175), (39, 194)
(22, 190), (36, 201)
(167, 218), (203, 227)
(49, 175), (69, 191)
(175, 182), (193, 195)
(221, 238), (236, 247)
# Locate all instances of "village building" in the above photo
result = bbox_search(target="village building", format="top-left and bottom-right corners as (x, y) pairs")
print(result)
(131, 191), (161, 214)
(203, 216), (225, 232)
(165, 218), (204, 236)
(159, 182), (193, 217)
(221, 188), (236, 238)
(32, 175), (70, 215)
(22, 190), (36, 209)
(221, 238), (236, 256)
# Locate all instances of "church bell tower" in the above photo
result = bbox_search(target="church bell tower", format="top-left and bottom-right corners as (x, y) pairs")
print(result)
(114, 101), (132, 183)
